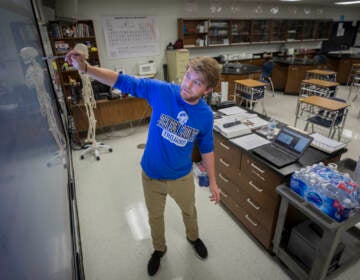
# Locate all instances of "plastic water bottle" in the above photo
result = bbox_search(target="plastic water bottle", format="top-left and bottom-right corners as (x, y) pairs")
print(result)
(353, 156), (360, 185)
(290, 170), (306, 196)
(267, 118), (276, 140)
(306, 178), (324, 208)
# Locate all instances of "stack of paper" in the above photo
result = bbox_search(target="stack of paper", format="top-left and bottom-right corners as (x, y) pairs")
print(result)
(218, 106), (247, 115)
(310, 133), (346, 153)
(218, 123), (251, 138)
(241, 117), (268, 129)
(214, 115), (251, 138)
(230, 134), (270, 150)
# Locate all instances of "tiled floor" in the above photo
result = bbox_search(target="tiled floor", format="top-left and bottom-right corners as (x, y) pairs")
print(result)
(73, 86), (360, 280)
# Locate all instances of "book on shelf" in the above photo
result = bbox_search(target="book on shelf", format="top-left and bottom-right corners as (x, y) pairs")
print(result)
(48, 21), (93, 39)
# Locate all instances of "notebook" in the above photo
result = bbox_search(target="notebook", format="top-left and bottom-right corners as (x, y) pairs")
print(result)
(252, 127), (313, 168)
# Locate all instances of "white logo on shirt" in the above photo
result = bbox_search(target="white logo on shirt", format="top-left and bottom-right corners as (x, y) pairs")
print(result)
(177, 111), (188, 125)
(157, 112), (199, 147)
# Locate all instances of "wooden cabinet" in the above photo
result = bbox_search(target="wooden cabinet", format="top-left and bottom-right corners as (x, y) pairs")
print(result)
(178, 18), (209, 48)
(303, 20), (316, 40)
(285, 65), (314, 94)
(214, 72), (261, 100)
(214, 131), (345, 250)
(230, 20), (251, 44)
(166, 49), (190, 83)
(271, 63), (288, 91)
(215, 133), (283, 249)
(178, 18), (332, 49)
(71, 97), (151, 132)
(314, 21), (333, 39)
(287, 20), (304, 41)
(327, 57), (360, 84)
(272, 61), (327, 95)
(251, 20), (270, 42)
(270, 20), (287, 42)
(208, 20), (230, 46)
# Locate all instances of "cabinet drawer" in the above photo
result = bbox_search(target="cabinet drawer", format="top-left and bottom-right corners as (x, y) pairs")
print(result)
(220, 187), (240, 215)
(214, 134), (241, 169)
(217, 172), (241, 201)
(220, 188), (273, 249)
(238, 171), (280, 202)
(217, 170), (279, 232)
(236, 207), (273, 249)
(215, 157), (241, 184)
(235, 186), (278, 233)
(241, 153), (282, 187)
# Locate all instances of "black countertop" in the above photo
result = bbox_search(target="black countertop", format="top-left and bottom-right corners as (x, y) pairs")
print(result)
(327, 53), (360, 59)
(273, 57), (324, 66)
(247, 145), (346, 178)
(213, 108), (346, 178)
(221, 63), (262, 75)
(214, 130), (346, 178)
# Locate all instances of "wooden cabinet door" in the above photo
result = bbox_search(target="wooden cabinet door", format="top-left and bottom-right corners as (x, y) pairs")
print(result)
(271, 64), (288, 91)
(285, 65), (313, 95)
(337, 59), (353, 84)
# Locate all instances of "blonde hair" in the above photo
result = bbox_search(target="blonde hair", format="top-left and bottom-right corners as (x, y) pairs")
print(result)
(186, 56), (221, 89)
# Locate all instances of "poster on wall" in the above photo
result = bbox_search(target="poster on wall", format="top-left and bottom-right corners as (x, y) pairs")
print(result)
(102, 16), (160, 58)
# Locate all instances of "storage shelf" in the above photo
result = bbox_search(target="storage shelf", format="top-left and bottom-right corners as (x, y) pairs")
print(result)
(179, 18), (332, 49)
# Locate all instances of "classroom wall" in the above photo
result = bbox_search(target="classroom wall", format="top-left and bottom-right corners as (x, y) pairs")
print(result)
(55, 0), (360, 79)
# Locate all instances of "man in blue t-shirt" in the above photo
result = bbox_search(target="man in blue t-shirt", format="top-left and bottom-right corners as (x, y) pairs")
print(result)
(66, 51), (221, 276)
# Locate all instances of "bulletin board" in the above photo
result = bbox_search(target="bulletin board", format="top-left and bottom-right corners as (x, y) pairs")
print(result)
(102, 16), (160, 58)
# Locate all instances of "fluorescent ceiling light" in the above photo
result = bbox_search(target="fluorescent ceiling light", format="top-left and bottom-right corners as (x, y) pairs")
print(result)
(280, 0), (302, 2)
(335, 1), (360, 4)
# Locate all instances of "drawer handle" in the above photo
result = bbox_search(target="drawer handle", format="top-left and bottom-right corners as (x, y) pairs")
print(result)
(219, 158), (230, 167)
(220, 142), (230, 150)
(220, 189), (228, 198)
(251, 170), (265, 182)
(250, 163), (265, 174)
(218, 173), (229, 183)
(249, 180), (263, 192)
(245, 214), (258, 227)
(246, 198), (260, 210)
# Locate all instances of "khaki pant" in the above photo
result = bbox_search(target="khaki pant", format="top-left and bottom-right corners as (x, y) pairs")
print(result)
(142, 170), (199, 251)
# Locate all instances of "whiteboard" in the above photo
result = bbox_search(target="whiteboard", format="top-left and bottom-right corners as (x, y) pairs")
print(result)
(102, 16), (160, 58)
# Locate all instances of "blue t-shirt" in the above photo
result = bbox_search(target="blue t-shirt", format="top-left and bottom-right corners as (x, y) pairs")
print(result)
(113, 74), (214, 180)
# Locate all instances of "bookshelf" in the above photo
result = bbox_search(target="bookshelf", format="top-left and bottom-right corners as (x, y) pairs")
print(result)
(47, 20), (151, 133)
(48, 20), (99, 102)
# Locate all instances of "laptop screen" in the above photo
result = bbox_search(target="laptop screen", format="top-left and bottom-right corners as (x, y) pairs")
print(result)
(275, 127), (313, 154)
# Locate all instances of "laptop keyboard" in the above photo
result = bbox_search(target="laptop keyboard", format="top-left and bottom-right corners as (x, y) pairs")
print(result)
(259, 144), (296, 164)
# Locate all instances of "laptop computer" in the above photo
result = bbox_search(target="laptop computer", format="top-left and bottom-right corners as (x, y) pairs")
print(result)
(252, 127), (313, 168)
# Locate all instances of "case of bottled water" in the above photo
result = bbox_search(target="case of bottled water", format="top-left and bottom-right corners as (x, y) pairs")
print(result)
(290, 162), (360, 222)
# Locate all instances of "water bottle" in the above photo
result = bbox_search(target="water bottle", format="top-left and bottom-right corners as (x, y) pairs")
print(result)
(267, 118), (276, 140)
(290, 170), (306, 196)
(306, 178), (324, 208)
(333, 188), (354, 221)
(320, 182), (338, 215)
(353, 156), (360, 185)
